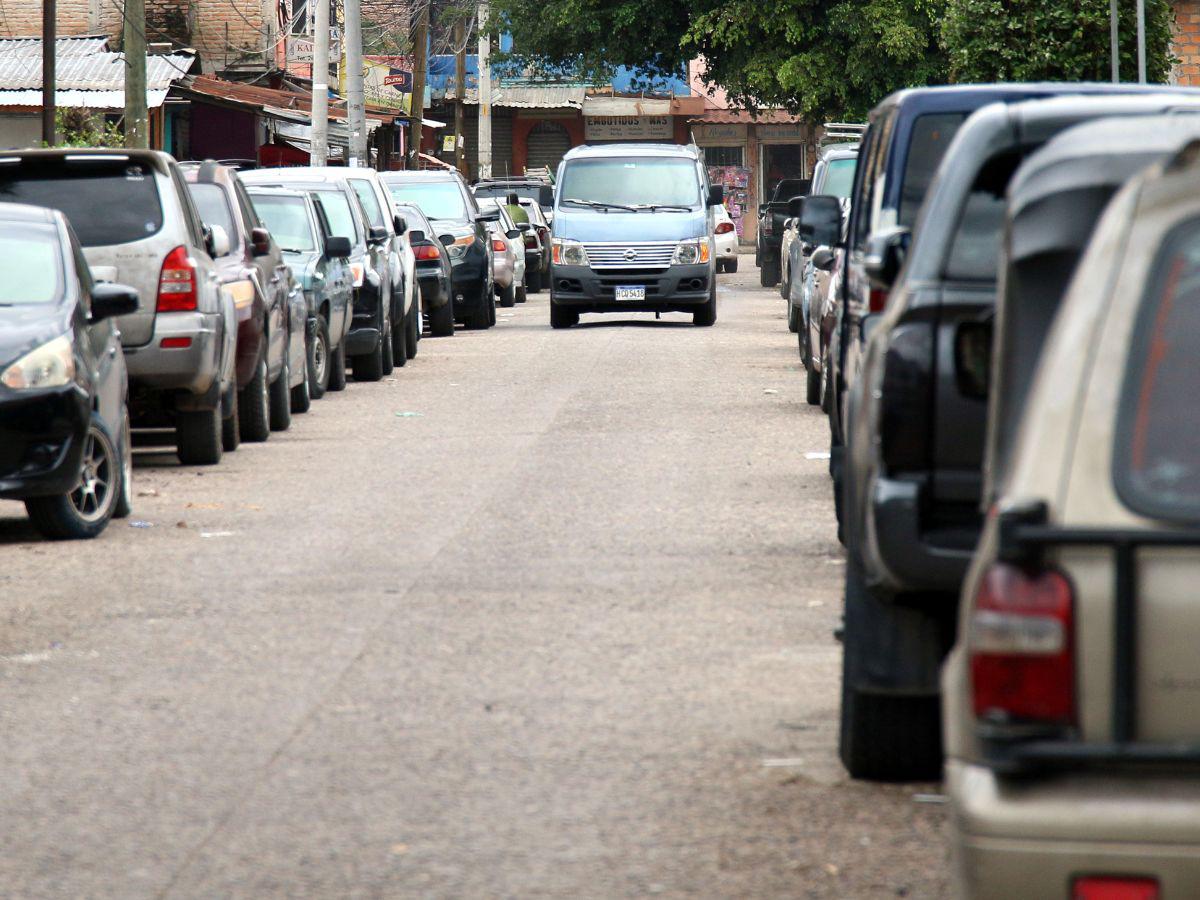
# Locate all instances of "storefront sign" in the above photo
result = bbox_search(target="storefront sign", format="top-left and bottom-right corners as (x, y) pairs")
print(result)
(584, 115), (673, 141)
(757, 123), (807, 142)
(692, 123), (747, 144)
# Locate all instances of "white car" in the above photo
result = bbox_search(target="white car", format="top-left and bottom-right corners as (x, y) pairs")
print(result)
(713, 205), (739, 273)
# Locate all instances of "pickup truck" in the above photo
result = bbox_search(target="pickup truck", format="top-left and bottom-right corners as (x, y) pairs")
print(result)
(755, 177), (809, 288)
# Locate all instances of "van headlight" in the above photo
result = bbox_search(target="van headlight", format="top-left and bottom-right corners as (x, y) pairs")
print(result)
(673, 240), (711, 265)
(552, 238), (588, 267)
(1, 334), (76, 390)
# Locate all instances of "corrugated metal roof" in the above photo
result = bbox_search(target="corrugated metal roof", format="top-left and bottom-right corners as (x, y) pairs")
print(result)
(0, 51), (193, 91)
(442, 85), (586, 109)
(0, 36), (109, 56)
(0, 88), (170, 109)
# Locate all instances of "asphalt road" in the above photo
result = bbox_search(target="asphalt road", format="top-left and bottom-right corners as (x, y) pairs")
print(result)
(0, 262), (949, 898)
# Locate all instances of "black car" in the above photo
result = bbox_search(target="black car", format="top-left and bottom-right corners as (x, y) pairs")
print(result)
(381, 171), (494, 331)
(755, 176), (810, 288)
(395, 202), (454, 337)
(814, 87), (1200, 782)
(0, 203), (139, 539)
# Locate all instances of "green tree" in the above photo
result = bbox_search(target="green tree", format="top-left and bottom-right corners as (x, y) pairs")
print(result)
(941, 0), (1175, 83)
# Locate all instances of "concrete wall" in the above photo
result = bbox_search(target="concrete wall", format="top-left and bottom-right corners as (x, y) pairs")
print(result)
(0, 114), (44, 150)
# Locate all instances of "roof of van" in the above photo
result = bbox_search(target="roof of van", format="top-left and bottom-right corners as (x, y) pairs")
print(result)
(562, 143), (702, 161)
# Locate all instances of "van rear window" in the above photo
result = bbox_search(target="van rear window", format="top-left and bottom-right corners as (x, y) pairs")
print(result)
(0, 159), (163, 247)
(1115, 216), (1200, 521)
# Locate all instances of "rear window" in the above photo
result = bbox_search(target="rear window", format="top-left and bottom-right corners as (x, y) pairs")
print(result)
(251, 194), (315, 252)
(188, 183), (237, 244)
(312, 188), (360, 242)
(385, 180), (467, 221)
(823, 157), (857, 199)
(348, 179), (385, 228)
(0, 223), (63, 304)
(898, 113), (966, 228)
(943, 151), (1020, 282)
(0, 159), (163, 247)
(1115, 217), (1200, 521)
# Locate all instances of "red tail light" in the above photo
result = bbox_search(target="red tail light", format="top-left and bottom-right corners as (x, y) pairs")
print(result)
(412, 243), (440, 261)
(1072, 876), (1159, 900)
(868, 287), (889, 313)
(715, 222), (735, 234)
(523, 234), (537, 249)
(491, 238), (508, 253)
(971, 563), (1075, 725)
(156, 245), (198, 312)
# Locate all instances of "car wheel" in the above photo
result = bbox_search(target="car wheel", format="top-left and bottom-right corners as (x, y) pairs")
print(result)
(527, 268), (542, 293)
(309, 315), (331, 400)
(839, 553), (946, 781)
(549, 292), (578, 329)
(760, 260), (779, 288)
(430, 299), (454, 337)
(269, 354), (292, 432)
(516, 284), (527, 304)
(727, 258), (738, 273)
(779, 266), (790, 299)
(176, 406), (222, 466)
(25, 416), (122, 540)
(787, 299), (800, 334)
(465, 285), (492, 330)
(380, 308), (396, 375)
(499, 281), (516, 308)
(239, 350), (271, 442)
(405, 303), (420, 357)
(693, 280), (717, 327)
(328, 334), (347, 392)
(291, 339), (312, 413)
(114, 409), (133, 519)
(352, 335), (385, 382)
(392, 308), (409, 368)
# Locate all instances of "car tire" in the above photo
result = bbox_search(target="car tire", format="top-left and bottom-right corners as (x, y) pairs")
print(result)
(465, 285), (492, 330)
(352, 334), (385, 382)
(406, 303), (420, 357)
(516, 284), (527, 304)
(328, 335), (347, 392)
(549, 294), (578, 329)
(25, 415), (122, 540)
(488, 289), (497, 326)
(176, 406), (222, 466)
(114, 409), (133, 519)
(269, 355), (292, 432)
(726, 258), (738, 274)
(430, 299), (455, 337)
(787, 299), (800, 334)
(499, 281), (516, 308)
(239, 350), (271, 442)
(291, 342), (312, 413)
(309, 316), (331, 399)
(693, 282), (717, 327)
(531, 269), (545, 293)
(780, 266), (790, 299)
(380, 309), (396, 375)
(392, 311), (407, 369)
(760, 260), (779, 288)
(839, 553), (946, 782)
(220, 385), (240, 452)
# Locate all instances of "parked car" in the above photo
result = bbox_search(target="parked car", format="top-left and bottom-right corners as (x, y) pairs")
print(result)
(814, 88), (1200, 781)
(183, 161), (300, 445)
(713, 204), (738, 273)
(0, 204), (139, 538)
(0, 148), (238, 466)
(246, 186), (355, 400)
(242, 169), (393, 383)
(478, 199), (527, 307)
(549, 143), (723, 328)
(943, 128), (1200, 898)
(381, 170), (495, 331)
(514, 196), (551, 291)
(755, 176), (810, 288)
(394, 202), (454, 337)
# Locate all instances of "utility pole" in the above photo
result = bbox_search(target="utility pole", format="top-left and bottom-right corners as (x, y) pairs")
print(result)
(312, 0), (330, 165)
(477, 0), (491, 178)
(407, 1), (429, 170)
(1110, 0), (1120, 83)
(123, 0), (148, 148)
(1137, 0), (1147, 84)
(344, 0), (366, 166)
(42, 0), (55, 146)
(453, 16), (466, 175)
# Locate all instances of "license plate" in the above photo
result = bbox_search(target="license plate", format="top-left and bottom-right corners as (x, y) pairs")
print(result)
(614, 285), (646, 301)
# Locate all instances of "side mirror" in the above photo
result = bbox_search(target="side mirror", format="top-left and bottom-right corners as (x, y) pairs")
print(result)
(707, 184), (725, 207)
(539, 184), (554, 207)
(863, 226), (911, 291)
(89, 282), (140, 322)
(408, 229), (426, 244)
(476, 210), (500, 224)
(206, 224), (231, 258)
(368, 224), (389, 244)
(505, 228), (521, 240)
(787, 196), (805, 218)
(517, 222), (531, 232)
(811, 247), (836, 271)
(439, 234), (456, 247)
(325, 235), (352, 258)
(250, 226), (271, 257)
(796, 195), (842, 248)
(393, 213), (407, 235)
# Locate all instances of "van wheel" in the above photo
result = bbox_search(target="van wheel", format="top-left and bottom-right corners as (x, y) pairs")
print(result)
(328, 336), (347, 392)
(239, 351), (271, 442)
(309, 316), (330, 399)
(550, 295), (577, 329)
(269, 355), (292, 431)
(406, 303), (420, 357)
(693, 283), (717, 327)
(26, 416), (122, 540)
(430, 300), (455, 337)
(177, 406), (222, 466)
(839, 554), (946, 781)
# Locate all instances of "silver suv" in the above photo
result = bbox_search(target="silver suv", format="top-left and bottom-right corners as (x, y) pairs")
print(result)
(0, 149), (236, 465)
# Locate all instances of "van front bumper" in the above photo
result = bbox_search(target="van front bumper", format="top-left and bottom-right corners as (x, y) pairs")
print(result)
(948, 759), (1200, 898)
(550, 263), (712, 312)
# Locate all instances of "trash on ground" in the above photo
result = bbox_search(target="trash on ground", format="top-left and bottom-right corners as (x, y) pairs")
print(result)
(912, 793), (947, 804)
(762, 757), (806, 768)
(129, 521), (153, 529)
(805, 451), (831, 460)
(807, 600), (825, 608)
(395, 411), (424, 418)
(763, 388), (779, 395)
(200, 531), (236, 539)
(137, 488), (158, 497)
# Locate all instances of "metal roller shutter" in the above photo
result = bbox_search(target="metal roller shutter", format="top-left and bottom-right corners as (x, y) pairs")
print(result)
(526, 121), (571, 173)
(463, 109), (515, 179)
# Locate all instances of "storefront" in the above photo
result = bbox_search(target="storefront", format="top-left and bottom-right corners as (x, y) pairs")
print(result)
(692, 122), (751, 242)
(757, 122), (810, 206)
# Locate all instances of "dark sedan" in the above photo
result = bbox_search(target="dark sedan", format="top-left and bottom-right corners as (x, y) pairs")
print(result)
(0, 203), (139, 539)
(395, 202), (453, 337)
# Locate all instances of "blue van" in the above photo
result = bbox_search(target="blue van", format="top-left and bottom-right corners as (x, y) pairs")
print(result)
(548, 143), (724, 328)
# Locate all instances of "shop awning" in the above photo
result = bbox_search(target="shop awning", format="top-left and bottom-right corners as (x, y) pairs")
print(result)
(582, 96), (672, 117)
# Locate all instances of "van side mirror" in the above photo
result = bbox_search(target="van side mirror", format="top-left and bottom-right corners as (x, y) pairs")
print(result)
(863, 226), (911, 290)
(811, 247), (836, 271)
(408, 229), (426, 243)
(324, 235), (352, 258)
(707, 184), (725, 207)
(539, 184), (554, 207)
(393, 214), (408, 235)
(250, 226), (271, 257)
(89, 282), (140, 322)
(796, 195), (842, 247)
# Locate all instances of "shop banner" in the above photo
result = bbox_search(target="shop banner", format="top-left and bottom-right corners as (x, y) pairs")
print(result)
(584, 115), (673, 141)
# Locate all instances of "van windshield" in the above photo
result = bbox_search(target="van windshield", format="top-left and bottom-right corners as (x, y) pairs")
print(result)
(559, 158), (700, 210)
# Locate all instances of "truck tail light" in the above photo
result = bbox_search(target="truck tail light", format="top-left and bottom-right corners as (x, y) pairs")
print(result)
(869, 287), (889, 313)
(971, 563), (1075, 726)
(412, 243), (440, 261)
(879, 324), (933, 472)
(491, 237), (508, 253)
(715, 222), (735, 235)
(762, 217), (774, 236)
(156, 246), (198, 312)
(1072, 876), (1159, 900)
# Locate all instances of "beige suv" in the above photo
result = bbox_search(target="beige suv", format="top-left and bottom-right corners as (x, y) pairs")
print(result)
(942, 142), (1200, 897)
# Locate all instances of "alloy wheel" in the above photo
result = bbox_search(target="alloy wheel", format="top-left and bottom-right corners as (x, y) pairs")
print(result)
(70, 428), (116, 523)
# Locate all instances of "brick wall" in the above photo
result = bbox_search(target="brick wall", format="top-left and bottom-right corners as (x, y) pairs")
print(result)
(0, 0), (121, 39)
(1175, 0), (1200, 83)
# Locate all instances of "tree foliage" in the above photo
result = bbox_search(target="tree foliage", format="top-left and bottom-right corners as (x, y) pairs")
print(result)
(942, 0), (1175, 83)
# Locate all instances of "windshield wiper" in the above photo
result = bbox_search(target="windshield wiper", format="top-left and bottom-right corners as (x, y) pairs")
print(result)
(561, 198), (637, 212)
(630, 204), (692, 212)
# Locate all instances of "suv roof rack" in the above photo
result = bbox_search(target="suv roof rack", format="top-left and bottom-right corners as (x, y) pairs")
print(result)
(822, 122), (866, 145)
